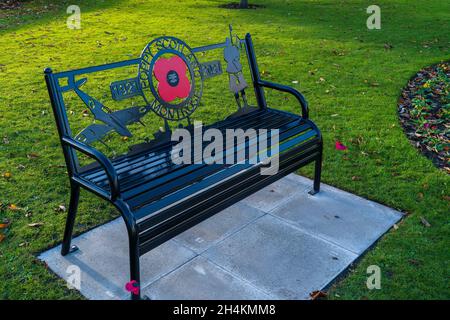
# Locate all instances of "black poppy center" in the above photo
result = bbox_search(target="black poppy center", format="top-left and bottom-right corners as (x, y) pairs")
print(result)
(166, 70), (179, 87)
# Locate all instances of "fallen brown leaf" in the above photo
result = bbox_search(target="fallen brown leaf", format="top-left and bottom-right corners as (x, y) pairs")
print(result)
(0, 220), (10, 229)
(0, 234), (5, 243)
(408, 259), (421, 266)
(310, 290), (327, 300)
(352, 176), (361, 181)
(27, 152), (40, 159)
(420, 217), (431, 227)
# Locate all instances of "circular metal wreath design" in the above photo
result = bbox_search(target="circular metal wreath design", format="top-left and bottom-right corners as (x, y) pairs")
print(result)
(138, 36), (204, 121)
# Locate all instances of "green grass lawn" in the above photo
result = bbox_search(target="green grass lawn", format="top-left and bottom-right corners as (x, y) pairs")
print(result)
(0, 0), (449, 300)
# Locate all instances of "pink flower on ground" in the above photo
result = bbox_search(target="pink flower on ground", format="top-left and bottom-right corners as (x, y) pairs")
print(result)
(125, 280), (140, 295)
(335, 141), (348, 150)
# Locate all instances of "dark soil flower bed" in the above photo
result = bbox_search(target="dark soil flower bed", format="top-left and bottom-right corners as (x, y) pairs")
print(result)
(0, 0), (21, 10)
(398, 62), (449, 173)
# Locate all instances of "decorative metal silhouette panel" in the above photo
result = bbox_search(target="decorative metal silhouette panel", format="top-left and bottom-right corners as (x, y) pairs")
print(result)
(62, 27), (249, 147)
(138, 36), (204, 121)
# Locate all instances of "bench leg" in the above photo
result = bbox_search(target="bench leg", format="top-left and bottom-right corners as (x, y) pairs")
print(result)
(115, 200), (142, 300)
(61, 183), (80, 256)
(309, 146), (323, 196)
(129, 236), (141, 300)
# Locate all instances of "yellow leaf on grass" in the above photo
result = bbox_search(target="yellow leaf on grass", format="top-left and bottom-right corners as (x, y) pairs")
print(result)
(8, 204), (20, 211)
(2, 172), (12, 179)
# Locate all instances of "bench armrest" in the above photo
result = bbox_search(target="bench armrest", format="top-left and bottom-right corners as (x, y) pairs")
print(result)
(258, 79), (309, 119)
(62, 136), (120, 200)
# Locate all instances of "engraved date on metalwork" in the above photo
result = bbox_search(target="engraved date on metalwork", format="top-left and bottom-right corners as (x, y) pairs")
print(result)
(200, 60), (223, 79)
(110, 78), (142, 101)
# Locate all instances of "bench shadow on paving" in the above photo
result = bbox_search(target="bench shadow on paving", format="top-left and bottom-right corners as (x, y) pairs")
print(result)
(39, 174), (402, 300)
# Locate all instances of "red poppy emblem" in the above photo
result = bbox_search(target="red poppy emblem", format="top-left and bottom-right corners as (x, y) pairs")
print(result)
(153, 55), (191, 103)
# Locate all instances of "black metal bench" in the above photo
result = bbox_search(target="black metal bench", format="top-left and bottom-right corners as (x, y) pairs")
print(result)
(45, 29), (322, 300)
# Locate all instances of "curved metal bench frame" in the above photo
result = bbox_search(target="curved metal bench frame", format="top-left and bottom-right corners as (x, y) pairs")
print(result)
(44, 33), (322, 300)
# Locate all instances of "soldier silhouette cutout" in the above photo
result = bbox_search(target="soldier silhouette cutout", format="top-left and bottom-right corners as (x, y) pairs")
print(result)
(224, 26), (248, 109)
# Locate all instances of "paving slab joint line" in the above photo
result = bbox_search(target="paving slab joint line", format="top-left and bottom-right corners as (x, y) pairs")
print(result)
(120, 243), (198, 300)
(267, 213), (361, 256)
(256, 187), (306, 214)
(142, 212), (273, 299)
(135, 210), (270, 299)
(291, 175), (407, 218)
(202, 255), (277, 299)
(172, 210), (269, 255)
(121, 252), (199, 300)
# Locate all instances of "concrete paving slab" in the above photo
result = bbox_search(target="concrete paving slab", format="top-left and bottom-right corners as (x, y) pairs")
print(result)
(241, 178), (301, 212)
(273, 175), (403, 254)
(203, 214), (357, 299)
(39, 174), (403, 300)
(143, 256), (273, 300)
(173, 202), (266, 254)
(39, 218), (196, 300)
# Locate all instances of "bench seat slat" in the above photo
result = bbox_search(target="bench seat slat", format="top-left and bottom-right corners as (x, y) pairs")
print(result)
(124, 121), (311, 208)
(84, 109), (280, 186)
(80, 109), (296, 189)
(115, 113), (294, 192)
(76, 108), (319, 232)
(120, 117), (307, 200)
(81, 108), (268, 180)
(134, 127), (318, 222)
(100, 111), (288, 189)
(139, 143), (320, 250)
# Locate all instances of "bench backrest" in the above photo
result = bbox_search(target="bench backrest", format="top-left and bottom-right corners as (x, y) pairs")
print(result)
(45, 30), (266, 173)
